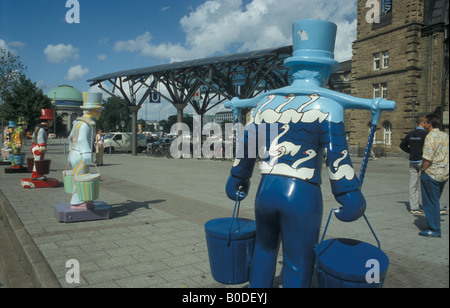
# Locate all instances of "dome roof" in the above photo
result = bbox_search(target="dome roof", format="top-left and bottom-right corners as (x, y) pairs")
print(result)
(47, 85), (83, 102)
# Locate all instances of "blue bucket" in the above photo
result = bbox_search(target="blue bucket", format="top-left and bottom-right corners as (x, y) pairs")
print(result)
(205, 198), (256, 284)
(315, 210), (389, 288)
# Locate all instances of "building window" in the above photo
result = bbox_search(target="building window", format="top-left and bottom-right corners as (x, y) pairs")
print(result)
(373, 84), (380, 98)
(374, 51), (389, 71)
(373, 0), (393, 29)
(382, 0), (392, 15)
(383, 121), (392, 145)
(382, 51), (389, 68)
(373, 83), (388, 99)
(381, 82), (388, 99)
(373, 53), (380, 70)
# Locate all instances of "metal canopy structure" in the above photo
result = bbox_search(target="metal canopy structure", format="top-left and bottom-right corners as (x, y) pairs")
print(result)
(87, 45), (293, 155)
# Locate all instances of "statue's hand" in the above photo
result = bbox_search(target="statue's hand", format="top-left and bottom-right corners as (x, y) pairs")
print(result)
(226, 175), (250, 201)
(81, 152), (92, 165)
(334, 190), (366, 222)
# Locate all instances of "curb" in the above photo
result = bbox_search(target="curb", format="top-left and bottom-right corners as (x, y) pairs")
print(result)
(0, 190), (61, 288)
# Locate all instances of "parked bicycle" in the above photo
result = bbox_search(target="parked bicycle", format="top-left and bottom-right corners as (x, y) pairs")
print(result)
(146, 138), (173, 158)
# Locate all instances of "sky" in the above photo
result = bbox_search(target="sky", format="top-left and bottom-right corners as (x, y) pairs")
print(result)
(1, 0), (357, 121)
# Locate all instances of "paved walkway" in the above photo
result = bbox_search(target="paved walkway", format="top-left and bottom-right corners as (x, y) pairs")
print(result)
(0, 139), (448, 288)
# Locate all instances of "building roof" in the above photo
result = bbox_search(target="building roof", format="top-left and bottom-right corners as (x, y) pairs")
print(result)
(47, 85), (83, 102)
(87, 46), (292, 84)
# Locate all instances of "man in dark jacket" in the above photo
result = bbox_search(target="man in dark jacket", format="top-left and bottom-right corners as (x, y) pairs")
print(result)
(400, 116), (429, 214)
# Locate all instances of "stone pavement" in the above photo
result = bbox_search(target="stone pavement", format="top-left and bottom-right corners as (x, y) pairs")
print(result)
(0, 139), (448, 288)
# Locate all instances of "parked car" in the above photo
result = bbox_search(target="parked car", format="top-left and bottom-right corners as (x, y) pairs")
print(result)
(104, 132), (147, 153)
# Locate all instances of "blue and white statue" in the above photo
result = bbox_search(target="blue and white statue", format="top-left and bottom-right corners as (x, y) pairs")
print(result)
(68, 92), (103, 209)
(225, 19), (395, 288)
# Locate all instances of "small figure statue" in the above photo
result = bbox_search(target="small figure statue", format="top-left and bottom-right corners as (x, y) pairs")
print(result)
(225, 19), (395, 288)
(31, 109), (54, 179)
(3, 121), (16, 163)
(68, 92), (103, 210)
(10, 117), (27, 169)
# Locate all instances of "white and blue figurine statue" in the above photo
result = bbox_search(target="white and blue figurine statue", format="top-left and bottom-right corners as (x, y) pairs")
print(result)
(55, 92), (112, 223)
(225, 19), (396, 288)
(68, 92), (104, 210)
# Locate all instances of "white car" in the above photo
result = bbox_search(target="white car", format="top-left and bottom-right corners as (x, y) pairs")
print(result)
(104, 132), (147, 153)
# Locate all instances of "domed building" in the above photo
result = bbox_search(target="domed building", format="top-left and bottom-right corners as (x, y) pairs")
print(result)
(47, 85), (84, 136)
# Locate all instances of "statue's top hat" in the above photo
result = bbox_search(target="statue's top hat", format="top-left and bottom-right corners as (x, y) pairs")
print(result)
(40, 109), (55, 120)
(284, 19), (339, 74)
(8, 121), (17, 128)
(81, 92), (104, 111)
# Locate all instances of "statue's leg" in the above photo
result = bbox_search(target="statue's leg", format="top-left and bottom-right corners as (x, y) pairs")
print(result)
(249, 193), (281, 288)
(250, 175), (323, 288)
(280, 181), (323, 288)
(31, 145), (42, 178)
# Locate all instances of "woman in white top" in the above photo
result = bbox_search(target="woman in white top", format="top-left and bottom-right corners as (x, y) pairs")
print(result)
(95, 129), (105, 166)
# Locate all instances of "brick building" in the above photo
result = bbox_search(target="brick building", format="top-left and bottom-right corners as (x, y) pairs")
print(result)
(347, 0), (448, 156)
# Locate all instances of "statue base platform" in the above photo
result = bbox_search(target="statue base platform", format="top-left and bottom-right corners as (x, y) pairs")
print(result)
(54, 202), (112, 223)
(21, 178), (59, 188)
(5, 166), (28, 173)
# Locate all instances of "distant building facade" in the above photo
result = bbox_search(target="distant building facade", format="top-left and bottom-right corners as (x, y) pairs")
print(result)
(215, 111), (234, 124)
(347, 0), (449, 156)
(329, 60), (352, 95)
(47, 85), (84, 137)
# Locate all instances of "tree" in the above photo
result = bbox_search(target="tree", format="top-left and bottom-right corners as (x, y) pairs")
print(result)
(0, 48), (27, 100)
(0, 74), (53, 131)
(163, 115), (193, 133)
(97, 96), (131, 132)
(138, 118), (147, 132)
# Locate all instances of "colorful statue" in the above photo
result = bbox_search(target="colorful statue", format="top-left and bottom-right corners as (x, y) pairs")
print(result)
(54, 92), (112, 223)
(68, 92), (103, 210)
(10, 117), (27, 169)
(21, 109), (58, 187)
(225, 19), (395, 288)
(2, 121), (15, 163)
(30, 109), (54, 179)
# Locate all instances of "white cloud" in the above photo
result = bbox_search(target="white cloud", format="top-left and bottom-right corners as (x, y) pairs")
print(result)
(44, 43), (79, 63)
(7, 41), (26, 49)
(0, 39), (26, 54)
(114, 0), (357, 62)
(66, 65), (89, 81)
(0, 39), (8, 50)
(98, 54), (107, 61)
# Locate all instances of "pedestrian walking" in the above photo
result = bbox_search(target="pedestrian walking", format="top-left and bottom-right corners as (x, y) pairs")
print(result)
(400, 116), (428, 214)
(95, 129), (105, 166)
(419, 114), (449, 237)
